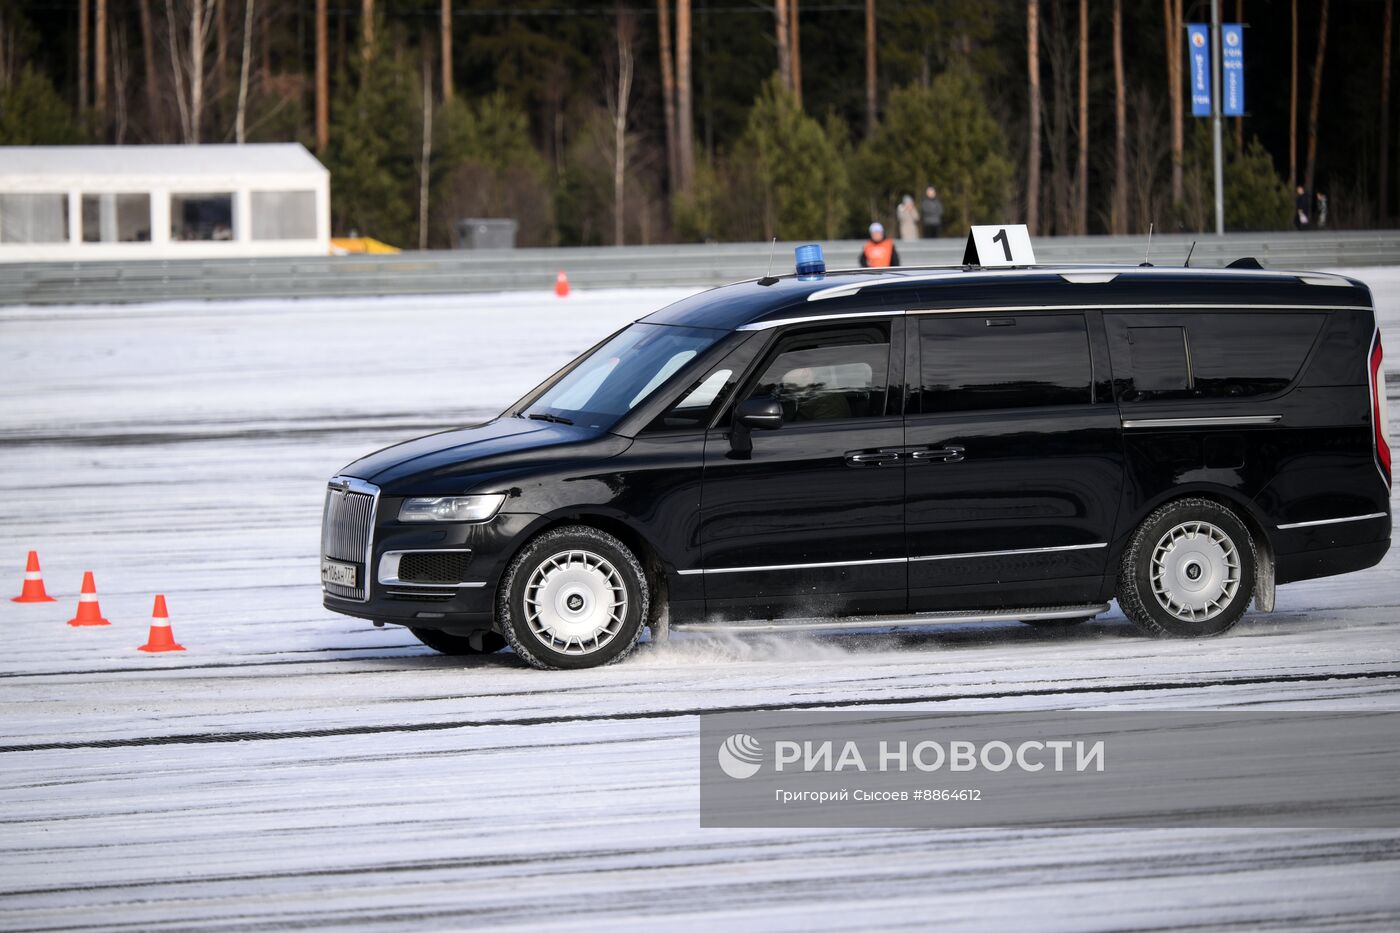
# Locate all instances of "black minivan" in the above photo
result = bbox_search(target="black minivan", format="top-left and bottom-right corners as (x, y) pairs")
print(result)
(322, 262), (1391, 669)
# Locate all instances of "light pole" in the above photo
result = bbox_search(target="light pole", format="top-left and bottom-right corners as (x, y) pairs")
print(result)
(1211, 0), (1225, 235)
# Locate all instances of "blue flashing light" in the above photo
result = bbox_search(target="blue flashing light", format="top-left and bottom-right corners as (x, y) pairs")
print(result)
(795, 243), (825, 279)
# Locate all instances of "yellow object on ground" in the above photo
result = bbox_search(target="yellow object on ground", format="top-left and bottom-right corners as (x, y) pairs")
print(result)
(330, 237), (401, 255)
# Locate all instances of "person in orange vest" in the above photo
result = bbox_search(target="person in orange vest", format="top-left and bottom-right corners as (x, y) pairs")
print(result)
(858, 222), (900, 268)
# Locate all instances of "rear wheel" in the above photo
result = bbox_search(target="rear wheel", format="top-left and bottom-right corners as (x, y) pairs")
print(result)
(498, 525), (648, 670)
(410, 627), (506, 655)
(1117, 498), (1256, 638)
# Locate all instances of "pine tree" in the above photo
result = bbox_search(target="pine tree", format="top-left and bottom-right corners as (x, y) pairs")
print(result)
(732, 75), (848, 240)
(856, 73), (1013, 237)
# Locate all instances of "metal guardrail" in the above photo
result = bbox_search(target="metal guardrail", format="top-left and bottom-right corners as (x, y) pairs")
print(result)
(1, 230), (1397, 306)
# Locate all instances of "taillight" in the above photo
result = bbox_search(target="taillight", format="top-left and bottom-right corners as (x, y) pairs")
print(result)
(1371, 332), (1391, 487)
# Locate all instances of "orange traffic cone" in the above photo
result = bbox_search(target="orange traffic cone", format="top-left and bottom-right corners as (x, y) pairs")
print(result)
(12, 551), (56, 603)
(138, 595), (185, 653)
(554, 270), (570, 297)
(67, 571), (110, 626)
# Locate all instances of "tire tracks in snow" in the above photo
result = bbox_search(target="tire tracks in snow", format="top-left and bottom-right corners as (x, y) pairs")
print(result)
(2, 667), (1396, 754)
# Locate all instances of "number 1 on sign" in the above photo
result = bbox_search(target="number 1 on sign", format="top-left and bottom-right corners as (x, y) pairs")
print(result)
(992, 228), (1012, 262)
(964, 224), (1036, 267)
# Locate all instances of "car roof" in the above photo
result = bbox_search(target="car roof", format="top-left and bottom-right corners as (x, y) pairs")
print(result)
(640, 264), (1372, 333)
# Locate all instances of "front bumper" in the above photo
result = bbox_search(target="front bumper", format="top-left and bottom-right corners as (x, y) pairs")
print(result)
(321, 481), (538, 629)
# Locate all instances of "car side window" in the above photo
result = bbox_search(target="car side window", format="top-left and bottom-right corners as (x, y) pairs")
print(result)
(1106, 311), (1327, 402)
(648, 367), (736, 430)
(745, 324), (892, 423)
(917, 313), (1092, 412)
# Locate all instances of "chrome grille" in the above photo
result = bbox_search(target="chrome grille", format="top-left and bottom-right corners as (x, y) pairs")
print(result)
(321, 477), (379, 601)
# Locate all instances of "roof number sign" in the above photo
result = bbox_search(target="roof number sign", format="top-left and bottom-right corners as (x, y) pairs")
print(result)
(962, 224), (1036, 267)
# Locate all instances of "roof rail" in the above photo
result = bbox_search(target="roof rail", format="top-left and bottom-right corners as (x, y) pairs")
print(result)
(803, 264), (1342, 302)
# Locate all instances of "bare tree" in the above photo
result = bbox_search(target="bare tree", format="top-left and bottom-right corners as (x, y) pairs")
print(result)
(865, 0), (877, 137)
(0, 10), (10, 88)
(676, 0), (694, 192)
(78, 0), (89, 111)
(1027, 0), (1041, 233)
(1076, 0), (1088, 235)
(315, 0), (328, 152)
(1126, 87), (1169, 231)
(361, 0), (375, 86)
(94, 0), (107, 135)
(608, 11), (636, 246)
(1112, 0), (1126, 234)
(1045, 1), (1076, 234)
(441, 0), (453, 103)
(790, 0), (801, 108)
(166, 0), (218, 144)
(138, 0), (161, 139)
(1382, 0), (1394, 220)
(1165, 0), (1183, 206)
(419, 40), (433, 251)
(1304, 0), (1329, 203)
(657, 0), (679, 192)
(235, 0), (254, 143)
(1289, 0), (1298, 188)
(215, 0), (227, 104)
(110, 20), (129, 144)
(774, 0), (791, 92)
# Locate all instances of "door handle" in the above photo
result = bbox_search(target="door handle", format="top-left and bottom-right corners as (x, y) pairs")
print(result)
(845, 450), (902, 466)
(910, 446), (965, 463)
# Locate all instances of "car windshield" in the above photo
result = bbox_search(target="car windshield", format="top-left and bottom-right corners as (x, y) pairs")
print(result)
(522, 322), (726, 430)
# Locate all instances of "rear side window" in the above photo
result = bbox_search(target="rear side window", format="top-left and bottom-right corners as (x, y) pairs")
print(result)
(1127, 327), (1191, 392)
(1109, 312), (1325, 401)
(917, 313), (1092, 413)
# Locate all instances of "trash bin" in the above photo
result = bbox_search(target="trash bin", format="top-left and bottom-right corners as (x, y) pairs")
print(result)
(454, 218), (518, 250)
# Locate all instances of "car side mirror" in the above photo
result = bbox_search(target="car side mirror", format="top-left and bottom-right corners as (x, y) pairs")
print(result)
(728, 398), (783, 460)
(735, 398), (784, 430)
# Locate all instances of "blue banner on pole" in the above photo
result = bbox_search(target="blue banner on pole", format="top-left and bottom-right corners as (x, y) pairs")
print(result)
(1222, 24), (1245, 117)
(1187, 23), (1212, 117)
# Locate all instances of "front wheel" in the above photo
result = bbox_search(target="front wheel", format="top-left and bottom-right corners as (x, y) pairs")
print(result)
(1116, 498), (1256, 638)
(498, 525), (649, 670)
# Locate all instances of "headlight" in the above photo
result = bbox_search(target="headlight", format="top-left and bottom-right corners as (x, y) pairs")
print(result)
(398, 494), (506, 523)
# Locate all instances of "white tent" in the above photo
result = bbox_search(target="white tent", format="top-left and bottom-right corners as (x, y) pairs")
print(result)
(0, 144), (330, 262)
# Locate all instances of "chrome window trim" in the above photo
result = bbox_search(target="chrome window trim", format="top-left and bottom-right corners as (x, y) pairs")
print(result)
(761, 303), (1368, 330)
(909, 303), (1367, 315)
(736, 309), (904, 332)
(1121, 415), (1281, 428)
(1276, 512), (1388, 530)
(679, 542), (1107, 576)
(324, 475), (379, 603)
(377, 548), (486, 587)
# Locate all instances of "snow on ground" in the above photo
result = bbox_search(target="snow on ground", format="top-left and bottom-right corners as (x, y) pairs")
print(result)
(1, 272), (1400, 930)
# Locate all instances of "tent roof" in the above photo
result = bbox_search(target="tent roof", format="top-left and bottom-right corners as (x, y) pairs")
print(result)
(0, 144), (327, 178)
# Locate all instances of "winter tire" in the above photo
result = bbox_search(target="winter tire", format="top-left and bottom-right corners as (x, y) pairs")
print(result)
(1117, 497), (1256, 638)
(498, 525), (648, 670)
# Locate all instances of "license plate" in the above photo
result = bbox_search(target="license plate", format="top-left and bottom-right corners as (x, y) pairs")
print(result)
(321, 559), (358, 588)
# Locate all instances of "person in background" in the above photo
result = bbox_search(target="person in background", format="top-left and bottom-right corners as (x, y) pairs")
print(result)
(859, 222), (900, 268)
(897, 194), (920, 241)
(1294, 185), (1310, 230)
(1315, 191), (1329, 230)
(921, 186), (944, 238)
